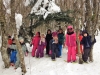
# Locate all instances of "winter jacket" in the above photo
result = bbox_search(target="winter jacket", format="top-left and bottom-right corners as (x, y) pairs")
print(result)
(81, 36), (96, 49)
(8, 39), (12, 45)
(20, 43), (27, 54)
(58, 33), (64, 45)
(65, 32), (76, 47)
(31, 36), (40, 47)
(45, 34), (53, 45)
(9, 43), (17, 51)
(49, 39), (59, 51)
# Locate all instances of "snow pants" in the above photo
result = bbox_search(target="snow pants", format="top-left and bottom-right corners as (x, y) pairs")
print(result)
(10, 50), (17, 64)
(82, 48), (90, 62)
(58, 44), (62, 56)
(51, 44), (59, 60)
(46, 43), (50, 55)
(32, 46), (37, 57)
(67, 46), (76, 62)
(36, 45), (44, 58)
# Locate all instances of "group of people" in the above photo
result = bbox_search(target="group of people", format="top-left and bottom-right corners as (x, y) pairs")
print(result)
(30, 25), (96, 63)
(31, 29), (64, 61)
(7, 25), (96, 69)
(7, 36), (28, 69)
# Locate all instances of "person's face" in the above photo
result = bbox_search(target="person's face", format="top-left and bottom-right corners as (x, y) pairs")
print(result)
(68, 28), (73, 32)
(41, 34), (45, 38)
(84, 33), (87, 37)
(59, 30), (62, 33)
(48, 31), (51, 34)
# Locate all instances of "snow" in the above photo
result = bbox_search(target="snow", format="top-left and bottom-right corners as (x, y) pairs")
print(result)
(0, 32), (100, 75)
(15, 13), (23, 34)
(30, 0), (61, 19)
(24, 0), (30, 6)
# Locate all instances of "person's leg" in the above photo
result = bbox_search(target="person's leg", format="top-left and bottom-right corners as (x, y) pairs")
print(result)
(58, 45), (62, 56)
(36, 46), (40, 58)
(46, 44), (49, 55)
(72, 46), (76, 62)
(67, 46), (71, 62)
(51, 44), (56, 60)
(31, 46), (37, 57)
(40, 46), (44, 57)
(82, 49), (90, 62)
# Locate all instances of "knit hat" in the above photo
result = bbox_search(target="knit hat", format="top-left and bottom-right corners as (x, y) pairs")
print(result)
(67, 25), (73, 29)
(19, 37), (24, 42)
(52, 32), (58, 37)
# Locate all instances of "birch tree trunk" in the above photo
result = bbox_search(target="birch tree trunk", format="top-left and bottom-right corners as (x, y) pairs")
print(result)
(10, 0), (26, 73)
(85, 0), (99, 62)
(73, 0), (84, 64)
(0, 0), (10, 68)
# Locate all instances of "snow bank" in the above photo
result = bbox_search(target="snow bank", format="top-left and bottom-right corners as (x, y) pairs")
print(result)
(30, 0), (61, 19)
(15, 13), (23, 34)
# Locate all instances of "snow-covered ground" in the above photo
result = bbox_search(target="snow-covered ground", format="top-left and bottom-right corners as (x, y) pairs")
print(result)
(0, 32), (100, 75)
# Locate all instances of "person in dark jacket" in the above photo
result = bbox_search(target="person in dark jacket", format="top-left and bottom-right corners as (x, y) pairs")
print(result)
(45, 29), (53, 55)
(58, 29), (64, 57)
(49, 32), (59, 61)
(81, 31), (96, 63)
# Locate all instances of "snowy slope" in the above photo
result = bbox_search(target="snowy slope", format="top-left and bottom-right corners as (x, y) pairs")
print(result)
(0, 33), (100, 75)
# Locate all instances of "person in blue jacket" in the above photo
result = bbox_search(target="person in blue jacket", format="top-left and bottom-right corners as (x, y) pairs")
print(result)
(81, 31), (96, 63)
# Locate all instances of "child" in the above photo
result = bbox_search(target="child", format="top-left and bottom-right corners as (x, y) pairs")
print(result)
(19, 37), (28, 56)
(36, 33), (46, 58)
(9, 38), (17, 66)
(49, 32), (59, 61)
(31, 32), (40, 57)
(58, 29), (64, 57)
(45, 29), (52, 55)
(81, 31), (96, 63)
(76, 30), (83, 54)
(65, 25), (76, 63)
(7, 35), (13, 56)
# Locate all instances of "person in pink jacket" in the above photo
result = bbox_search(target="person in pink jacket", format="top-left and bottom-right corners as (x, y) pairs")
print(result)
(31, 32), (40, 57)
(65, 25), (76, 63)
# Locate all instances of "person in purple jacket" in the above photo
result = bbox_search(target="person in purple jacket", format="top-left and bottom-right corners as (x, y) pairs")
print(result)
(36, 33), (46, 58)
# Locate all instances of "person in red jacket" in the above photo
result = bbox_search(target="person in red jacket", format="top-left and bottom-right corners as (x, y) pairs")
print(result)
(76, 30), (83, 54)
(7, 35), (13, 56)
(65, 25), (76, 63)
(8, 35), (12, 45)
(31, 32), (40, 57)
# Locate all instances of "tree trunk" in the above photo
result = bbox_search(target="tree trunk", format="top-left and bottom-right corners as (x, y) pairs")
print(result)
(10, 0), (26, 73)
(85, 0), (99, 62)
(73, 0), (83, 64)
(0, 0), (10, 68)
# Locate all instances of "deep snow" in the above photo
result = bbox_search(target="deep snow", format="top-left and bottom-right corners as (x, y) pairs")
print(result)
(0, 32), (100, 75)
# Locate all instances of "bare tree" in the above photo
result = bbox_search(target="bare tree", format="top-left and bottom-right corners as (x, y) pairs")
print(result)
(10, 0), (26, 73)
(0, 0), (10, 68)
(85, 0), (99, 62)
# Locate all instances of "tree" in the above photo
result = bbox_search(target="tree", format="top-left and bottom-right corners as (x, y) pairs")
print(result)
(10, 0), (26, 73)
(0, 0), (10, 68)
(85, 0), (99, 62)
